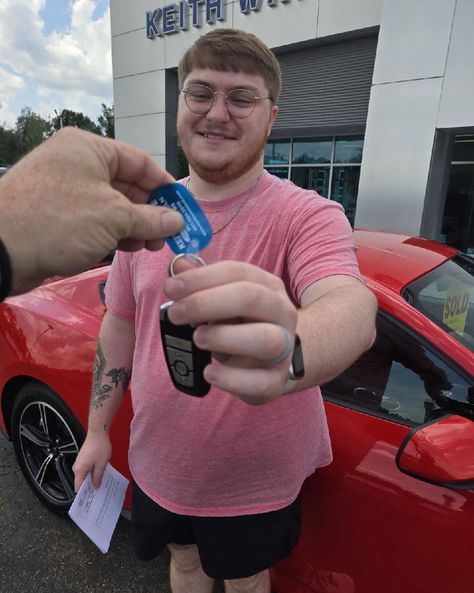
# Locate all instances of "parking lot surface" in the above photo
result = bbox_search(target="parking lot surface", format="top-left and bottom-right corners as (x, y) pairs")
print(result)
(0, 433), (172, 593)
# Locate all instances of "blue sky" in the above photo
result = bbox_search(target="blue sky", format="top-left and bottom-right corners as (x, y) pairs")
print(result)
(40, 0), (108, 34)
(0, 0), (113, 128)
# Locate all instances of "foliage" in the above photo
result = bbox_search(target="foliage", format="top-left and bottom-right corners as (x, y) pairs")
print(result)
(16, 107), (53, 154)
(97, 103), (115, 138)
(0, 107), (52, 165)
(0, 126), (20, 165)
(51, 109), (101, 135)
(0, 104), (115, 165)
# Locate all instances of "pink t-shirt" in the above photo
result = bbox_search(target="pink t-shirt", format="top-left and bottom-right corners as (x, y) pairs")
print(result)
(105, 171), (360, 516)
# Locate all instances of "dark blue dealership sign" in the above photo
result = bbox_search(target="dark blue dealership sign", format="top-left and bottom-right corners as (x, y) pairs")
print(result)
(146, 0), (292, 38)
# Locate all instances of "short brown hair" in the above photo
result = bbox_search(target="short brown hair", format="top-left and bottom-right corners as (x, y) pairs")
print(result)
(178, 29), (282, 103)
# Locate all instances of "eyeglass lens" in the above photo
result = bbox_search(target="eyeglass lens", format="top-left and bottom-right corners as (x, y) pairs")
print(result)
(184, 84), (257, 118)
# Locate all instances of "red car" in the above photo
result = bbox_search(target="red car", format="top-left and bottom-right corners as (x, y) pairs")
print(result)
(1, 230), (473, 593)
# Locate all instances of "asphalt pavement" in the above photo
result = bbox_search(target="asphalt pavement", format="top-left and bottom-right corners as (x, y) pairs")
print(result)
(0, 433), (172, 593)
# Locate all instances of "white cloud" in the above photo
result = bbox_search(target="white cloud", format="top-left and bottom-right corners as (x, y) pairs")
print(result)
(0, 0), (112, 127)
(0, 67), (27, 126)
(0, 67), (26, 97)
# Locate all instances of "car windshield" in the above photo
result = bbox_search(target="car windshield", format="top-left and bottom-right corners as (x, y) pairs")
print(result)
(403, 254), (474, 352)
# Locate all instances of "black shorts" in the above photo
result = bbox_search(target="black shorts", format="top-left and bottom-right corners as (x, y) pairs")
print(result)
(131, 482), (301, 580)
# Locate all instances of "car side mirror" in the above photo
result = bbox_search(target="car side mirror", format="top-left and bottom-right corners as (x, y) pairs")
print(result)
(396, 415), (474, 489)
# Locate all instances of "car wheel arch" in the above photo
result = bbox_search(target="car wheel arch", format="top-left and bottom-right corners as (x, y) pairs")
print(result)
(1, 375), (38, 437)
(2, 376), (84, 437)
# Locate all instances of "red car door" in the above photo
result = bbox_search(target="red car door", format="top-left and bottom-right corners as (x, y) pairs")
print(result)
(273, 312), (474, 593)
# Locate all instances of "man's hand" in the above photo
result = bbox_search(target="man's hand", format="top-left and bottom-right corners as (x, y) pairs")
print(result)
(0, 127), (184, 295)
(164, 261), (298, 405)
(73, 430), (112, 492)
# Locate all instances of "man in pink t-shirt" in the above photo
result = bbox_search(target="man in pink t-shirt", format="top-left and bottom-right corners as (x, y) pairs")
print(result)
(74, 29), (377, 593)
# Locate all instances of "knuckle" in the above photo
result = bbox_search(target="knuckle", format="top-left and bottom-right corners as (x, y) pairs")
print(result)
(283, 295), (297, 322)
(272, 275), (286, 293)
(54, 126), (75, 142)
(118, 203), (141, 238)
(259, 372), (282, 401)
(243, 282), (263, 309)
(189, 294), (208, 321)
(265, 325), (286, 359)
(114, 193), (132, 221)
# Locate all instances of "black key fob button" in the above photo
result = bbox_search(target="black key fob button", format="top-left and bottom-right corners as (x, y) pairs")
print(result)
(160, 301), (211, 397)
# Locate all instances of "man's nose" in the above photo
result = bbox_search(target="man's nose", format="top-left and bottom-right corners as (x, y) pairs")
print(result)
(206, 92), (231, 122)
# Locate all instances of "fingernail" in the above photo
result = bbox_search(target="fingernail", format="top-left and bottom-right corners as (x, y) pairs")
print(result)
(204, 365), (217, 384)
(161, 211), (183, 235)
(169, 302), (186, 322)
(194, 326), (209, 346)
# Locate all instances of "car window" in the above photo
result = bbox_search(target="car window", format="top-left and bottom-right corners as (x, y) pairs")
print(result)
(321, 313), (473, 427)
(403, 254), (474, 352)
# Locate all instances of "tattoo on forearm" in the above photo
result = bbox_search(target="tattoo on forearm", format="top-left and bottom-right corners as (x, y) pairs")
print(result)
(92, 341), (106, 396)
(91, 340), (131, 411)
(105, 367), (130, 391)
(92, 384), (113, 409)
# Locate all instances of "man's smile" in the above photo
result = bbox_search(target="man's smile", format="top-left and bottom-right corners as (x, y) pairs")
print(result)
(197, 131), (237, 141)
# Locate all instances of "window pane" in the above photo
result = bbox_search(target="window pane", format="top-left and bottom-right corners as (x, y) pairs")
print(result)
(403, 255), (474, 352)
(330, 166), (360, 226)
(334, 136), (364, 164)
(452, 135), (474, 162)
(321, 314), (473, 426)
(440, 164), (474, 253)
(266, 167), (289, 179)
(264, 141), (290, 165)
(291, 167), (329, 196)
(292, 138), (332, 164)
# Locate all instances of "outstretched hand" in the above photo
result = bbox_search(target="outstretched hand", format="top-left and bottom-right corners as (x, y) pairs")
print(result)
(0, 127), (184, 295)
(164, 260), (298, 405)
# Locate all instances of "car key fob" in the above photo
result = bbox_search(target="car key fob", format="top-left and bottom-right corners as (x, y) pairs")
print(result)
(160, 301), (211, 397)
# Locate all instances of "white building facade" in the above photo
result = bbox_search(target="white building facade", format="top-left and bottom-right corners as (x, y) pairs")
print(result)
(110, 0), (474, 253)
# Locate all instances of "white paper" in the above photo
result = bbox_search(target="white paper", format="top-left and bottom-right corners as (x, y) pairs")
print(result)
(68, 463), (129, 553)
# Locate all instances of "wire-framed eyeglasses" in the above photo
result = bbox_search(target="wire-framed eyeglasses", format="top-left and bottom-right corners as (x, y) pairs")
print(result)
(182, 83), (273, 119)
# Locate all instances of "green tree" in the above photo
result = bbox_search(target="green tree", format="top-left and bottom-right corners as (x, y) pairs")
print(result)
(52, 109), (101, 134)
(98, 103), (114, 138)
(0, 124), (20, 165)
(15, 106), (52, 158)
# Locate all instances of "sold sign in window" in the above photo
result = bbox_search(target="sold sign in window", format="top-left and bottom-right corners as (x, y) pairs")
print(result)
(444, 282), (470, 336)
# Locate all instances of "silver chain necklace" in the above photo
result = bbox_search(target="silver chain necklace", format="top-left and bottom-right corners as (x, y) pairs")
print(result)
(186, 172), (264, 236)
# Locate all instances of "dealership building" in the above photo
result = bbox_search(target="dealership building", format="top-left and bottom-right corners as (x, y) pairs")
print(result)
(110, 0), (474, 253)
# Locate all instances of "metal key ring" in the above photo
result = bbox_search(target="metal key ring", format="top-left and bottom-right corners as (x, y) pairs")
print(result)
(168, 253), (206, 278)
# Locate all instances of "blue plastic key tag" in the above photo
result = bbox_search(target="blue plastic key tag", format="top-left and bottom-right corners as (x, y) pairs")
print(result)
(148, 183), (213, 255)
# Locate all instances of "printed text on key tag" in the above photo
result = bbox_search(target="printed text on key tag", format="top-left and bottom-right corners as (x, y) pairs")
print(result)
(148, 183), (213, 255)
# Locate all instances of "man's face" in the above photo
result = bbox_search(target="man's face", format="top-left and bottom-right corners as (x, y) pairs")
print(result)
(177, 68), (278, 184)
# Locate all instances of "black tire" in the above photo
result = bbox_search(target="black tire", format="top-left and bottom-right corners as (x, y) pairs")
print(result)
(11, 382), (85, 514)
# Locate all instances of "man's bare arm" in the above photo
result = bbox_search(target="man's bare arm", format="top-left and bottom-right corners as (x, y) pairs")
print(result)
(89, 325), (133, 434)
(73, 310), (135, 490)
(284, 275), (377, 394)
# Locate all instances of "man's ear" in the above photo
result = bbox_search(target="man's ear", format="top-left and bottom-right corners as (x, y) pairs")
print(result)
(267, 105), (279, 137)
